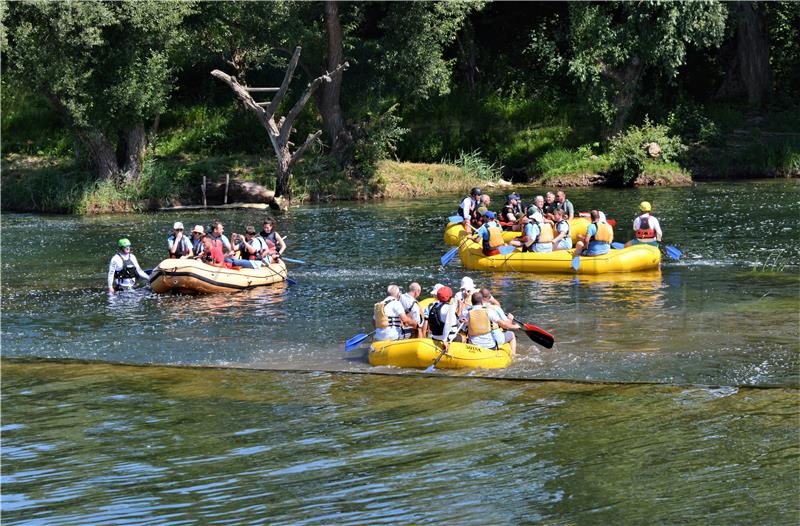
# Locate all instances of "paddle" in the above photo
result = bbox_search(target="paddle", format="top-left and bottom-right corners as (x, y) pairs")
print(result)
(280, 257), (306, 265)
(441, 234), (473, 267)
(345, 330), (375, 352)
(497, 245), (517, 255)
(611, 242), (625, 250)
(424, 322), (465, 373)
(519, 322), (555, 349)
(447, 214), (464, 224)
(287, 277), (297, 286)
(665, 245), (682, 260)
(571, 254), (581, 271)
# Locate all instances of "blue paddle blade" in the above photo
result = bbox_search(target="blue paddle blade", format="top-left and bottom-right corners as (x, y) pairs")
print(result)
(287, 277), (297, 286)
(440, 246), (459, 267)
(611, 242), (625, 250)
(571, 255), (581, 271)
(665, 245), (682, 260)
(424, 364), (437, 373)
(497, 245), (517, 255)
(447, 215), (464, 224)
(281, 257), (306, 265)
(345, 333), (369, 352)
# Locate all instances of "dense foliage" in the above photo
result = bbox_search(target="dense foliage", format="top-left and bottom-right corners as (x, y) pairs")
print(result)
(2, 0), (798, 208)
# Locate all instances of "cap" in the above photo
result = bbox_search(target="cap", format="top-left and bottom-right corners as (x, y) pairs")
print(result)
(430, 283), (445, 296)
(639, 201), (652, 212)
(118, 238), (131, 248)
(484, 211), (496, 219)
(460, 276), (475, 291)
(598, 211), (607, 223)
(192, 225), (205, 234)
(245, 225), (256, 234)
(437, 286), (453, 302)
(173, 221), (184, 230)
(531, 212), (544, 223)
(477, 206), (488, 216)
(508, 193), (520, 201)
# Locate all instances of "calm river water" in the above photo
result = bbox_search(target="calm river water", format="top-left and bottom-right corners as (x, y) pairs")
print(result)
(2, 180), (799, 524)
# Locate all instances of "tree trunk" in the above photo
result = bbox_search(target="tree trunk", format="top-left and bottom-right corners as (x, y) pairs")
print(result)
(601, 57), (643, 136)
(75, 129), (120, 180)
(457, 19), (478, 94)
(716, 3), (772, 105)
(274, 147), (292, 200)
(122, 122), (148, 181)
(319, 0), (352, 166)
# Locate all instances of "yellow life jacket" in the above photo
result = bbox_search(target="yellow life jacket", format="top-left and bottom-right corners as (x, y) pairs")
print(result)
(593, 222), (614, 243)
(536, 223), (554, 243)
(487, 225), (505, 248)
(468, 306), (498, 336)
(374, 299), (401, 329)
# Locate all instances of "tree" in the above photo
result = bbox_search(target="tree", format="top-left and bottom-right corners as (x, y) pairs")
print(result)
(3, 1), (194, 181)
(211, 47), (347, 201)
(568, 1), (728, 135)
(716, 2), (772, 106)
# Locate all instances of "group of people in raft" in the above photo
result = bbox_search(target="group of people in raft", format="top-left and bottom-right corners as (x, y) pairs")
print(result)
(457, 186), (664, 258)
(107, 217), (287, 293)
(373, 277), (523, 355)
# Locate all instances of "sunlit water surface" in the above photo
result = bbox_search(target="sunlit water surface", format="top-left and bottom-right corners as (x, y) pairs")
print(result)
(2, 180), (799, 523)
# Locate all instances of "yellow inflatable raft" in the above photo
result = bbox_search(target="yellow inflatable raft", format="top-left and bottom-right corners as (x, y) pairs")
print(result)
(369, 338), (513, 370)
(457, 238), (660, 274)
(443, 218), (591, 246)
(149, 258), (288, 294)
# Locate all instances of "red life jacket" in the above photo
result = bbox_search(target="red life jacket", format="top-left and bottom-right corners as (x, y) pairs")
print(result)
(635, 215), (657, 240)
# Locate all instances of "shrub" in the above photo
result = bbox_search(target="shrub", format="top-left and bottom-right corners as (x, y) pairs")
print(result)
(609, 117), (687, 185)
(352, 104), (409, 180)
(442, 150), (502, 182)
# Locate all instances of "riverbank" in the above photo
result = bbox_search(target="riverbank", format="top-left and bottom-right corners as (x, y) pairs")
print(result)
(1, 153), (693, 214)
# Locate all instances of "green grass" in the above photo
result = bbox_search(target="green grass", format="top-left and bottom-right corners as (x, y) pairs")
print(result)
(534, 145), (611, 181)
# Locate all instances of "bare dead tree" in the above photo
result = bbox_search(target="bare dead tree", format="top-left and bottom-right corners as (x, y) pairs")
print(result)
(211, 46), (348, 201)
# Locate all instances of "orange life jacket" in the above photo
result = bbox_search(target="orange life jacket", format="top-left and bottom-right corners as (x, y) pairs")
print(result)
(635, 215), (657, 240)
(592, 222), (614, 243)
(535, 223), (554, 243)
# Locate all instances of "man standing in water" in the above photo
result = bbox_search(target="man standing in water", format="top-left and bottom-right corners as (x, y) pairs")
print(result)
(107, 238), (150, 293)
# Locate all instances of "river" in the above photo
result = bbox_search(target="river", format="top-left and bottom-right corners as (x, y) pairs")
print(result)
(2, 180), (799, 524)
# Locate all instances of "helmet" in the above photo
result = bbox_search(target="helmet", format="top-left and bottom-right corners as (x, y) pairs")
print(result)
(639, 201), (652, 212)
(118, 238), (131, 248)
(470, 187), (482, 197)
(436, 286), (453, 302)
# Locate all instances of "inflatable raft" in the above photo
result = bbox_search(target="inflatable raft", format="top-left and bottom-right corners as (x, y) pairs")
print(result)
(443, 218), (591, 247)
(149, 258), (288, 294)
(457, 238), (660, 274)
(369, 338), (513, 370)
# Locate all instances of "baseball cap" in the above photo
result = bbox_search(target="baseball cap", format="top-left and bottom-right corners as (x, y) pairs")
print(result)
(531, 212), (544, 223)
(460, 276), (475, 291)
(192, 225), (205, 234)
(430, 283), (445, 296)
(436, 286), (453, 302)
(485, 211), (496, 219)
(173, 221), (184, 230)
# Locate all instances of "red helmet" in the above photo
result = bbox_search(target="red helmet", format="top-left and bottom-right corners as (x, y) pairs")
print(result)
(436, 286), (453, 302)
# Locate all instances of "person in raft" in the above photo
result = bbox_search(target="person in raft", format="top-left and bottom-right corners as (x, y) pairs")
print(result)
(374, 284), (419, 342)
(198, 234), (230, 268)
(229, 226), (264, 269)
(167, 221), (193, 259)
(551, 208), (572, 250)
(190, 225), (206, 257)
(421, 285), (458, 343)
(625, 201), (662, 247)
(462, 291), (520, 354)
(573, 210), (613, 257)
(499, 193), (524, 229)
(471, 210), (506, 256)
(457, 187), (482, 232)
(555, 190), (575, 220)
(258, 217), (287, 263)
(399, 282), (423, 339)
(107, 238), (150, 294)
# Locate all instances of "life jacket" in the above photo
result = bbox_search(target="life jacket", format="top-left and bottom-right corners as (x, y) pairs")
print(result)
(635, 215), (657, 240)
(374, 299), (401, 329)
(556, 219), (570, 237)
(114, 254), (137, 281)
(591, 222), (614, 243)
(467, 306), (498, 337)
(534, 223), (554, 243)
(168, 237), (191, 259)
(240, 237), (262, 260)
(428, 301), (447, 338)
(483, 222), (505, 250)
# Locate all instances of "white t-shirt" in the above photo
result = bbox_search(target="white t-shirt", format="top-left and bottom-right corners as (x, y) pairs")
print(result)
(633, 214), (662, 240)
(460, 197), (475, 220)
(399, 293), (422, 325)
(374, 297), (406, 341)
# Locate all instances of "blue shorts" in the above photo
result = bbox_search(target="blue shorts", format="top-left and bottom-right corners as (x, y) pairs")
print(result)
(632, 239), (659, 247)
(583, 247), (610, 256)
